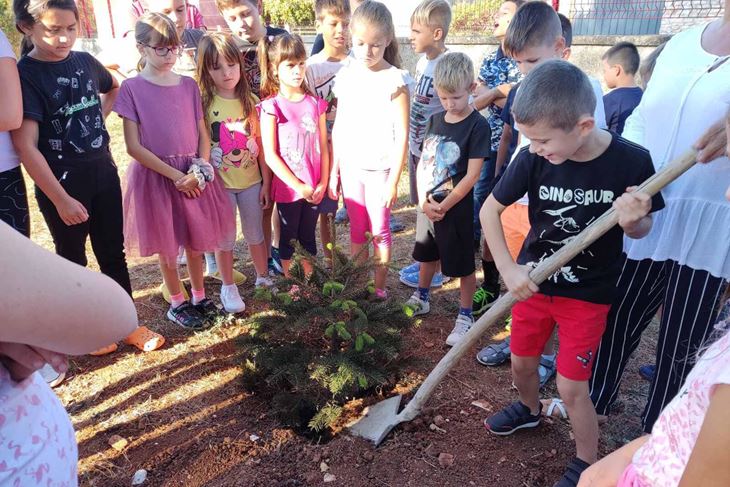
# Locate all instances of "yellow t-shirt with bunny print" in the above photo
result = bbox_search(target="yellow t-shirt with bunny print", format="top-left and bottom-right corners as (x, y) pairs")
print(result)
(208, 95), (262, 190)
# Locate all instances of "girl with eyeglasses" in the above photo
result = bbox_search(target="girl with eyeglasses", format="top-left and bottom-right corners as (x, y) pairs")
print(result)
(114, 13), (235, 330)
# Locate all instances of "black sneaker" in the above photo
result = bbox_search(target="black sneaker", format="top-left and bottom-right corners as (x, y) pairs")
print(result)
(193, 298), (223, 322)
(554, 457), (591, 487)
(167, 302), (207, 330)
(484, 401), (541, 436)
(472, 286), (500, 316)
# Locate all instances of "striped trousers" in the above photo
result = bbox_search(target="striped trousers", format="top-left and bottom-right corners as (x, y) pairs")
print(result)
(589, 256), (728, 433)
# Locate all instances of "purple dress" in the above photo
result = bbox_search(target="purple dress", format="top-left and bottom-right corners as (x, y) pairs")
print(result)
(114, 76), (234, 257)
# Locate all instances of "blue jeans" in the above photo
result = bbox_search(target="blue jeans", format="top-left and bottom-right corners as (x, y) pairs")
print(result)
(473, 150), (498, 241)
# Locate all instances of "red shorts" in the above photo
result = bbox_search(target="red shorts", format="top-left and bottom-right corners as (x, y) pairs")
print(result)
(510, 293), (610, 381)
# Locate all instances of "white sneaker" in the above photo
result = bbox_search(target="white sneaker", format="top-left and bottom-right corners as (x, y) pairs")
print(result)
(446, 314), (473, 347)
(39, 363), (65, 388)
(255, 276), (278, 292)
(404, 291), (430, 316)
(220, 284), (245, 313)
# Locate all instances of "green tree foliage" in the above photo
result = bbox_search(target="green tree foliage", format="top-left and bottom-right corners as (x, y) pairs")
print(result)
(239, 231), (413, 437)
(451, 0), (502, 34)
(263, 0), (315, 28)
(0, 0), (22, 55)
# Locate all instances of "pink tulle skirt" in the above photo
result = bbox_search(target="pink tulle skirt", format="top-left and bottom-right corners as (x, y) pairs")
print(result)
(123, 154), (235, 258)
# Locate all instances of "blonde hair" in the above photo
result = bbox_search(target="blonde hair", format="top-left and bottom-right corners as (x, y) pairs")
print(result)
(196, 32), (257, 134)
(434, 52), (473, 93)
(135, 13), (181, 71)
(257, 33), (311, 98)
(410, 0), (452, 38)
(351, 1), (401, 68)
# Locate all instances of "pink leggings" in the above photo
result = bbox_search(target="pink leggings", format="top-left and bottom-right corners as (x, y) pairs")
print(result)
(340, 167), (391, 251)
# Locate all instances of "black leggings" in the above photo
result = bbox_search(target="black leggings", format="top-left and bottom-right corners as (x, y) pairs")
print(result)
(589, 256), (728, 432)
(35, 153), (132, 296)
(276, 199), (319, 260)
(0, 166), (30, 237)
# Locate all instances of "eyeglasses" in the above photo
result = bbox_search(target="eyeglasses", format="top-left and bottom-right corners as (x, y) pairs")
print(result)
(140, 44), (183, 57)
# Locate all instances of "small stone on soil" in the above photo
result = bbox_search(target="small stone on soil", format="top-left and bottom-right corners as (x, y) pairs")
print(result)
(323, 473), (336, 483)
(249, 434), (260, 442)
(362, 451), (374, 462)
(429, 423), (446, 433)
(438, 453), (454, 468)
(433, 415), (445, 426)
(108, 434), (128, 451)
(320, 462), (329, 472)
(471, 400), (491, 411)
(131, 469), (147, 486)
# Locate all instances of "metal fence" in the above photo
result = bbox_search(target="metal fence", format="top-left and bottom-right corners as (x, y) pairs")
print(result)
(570, 0), (724, 35)
(450, 0), (724, 35)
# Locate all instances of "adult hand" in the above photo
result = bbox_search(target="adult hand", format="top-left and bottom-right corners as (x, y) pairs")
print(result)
(0, 342), (68, 382)
(694, 117), (728, 163)
(56, 195), (89, 226)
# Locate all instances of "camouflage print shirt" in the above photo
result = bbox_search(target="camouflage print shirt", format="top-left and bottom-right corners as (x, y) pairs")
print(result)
(477, 45), (522, 152)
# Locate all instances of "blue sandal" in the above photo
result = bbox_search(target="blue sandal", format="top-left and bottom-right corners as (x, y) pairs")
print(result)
(476, 337), (511, 366)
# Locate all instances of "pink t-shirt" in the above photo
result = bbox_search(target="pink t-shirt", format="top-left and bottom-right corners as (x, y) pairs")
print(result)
(257, 94), (327, 203)
(625, 300), (730, 486)
(0, 366), (78, 486)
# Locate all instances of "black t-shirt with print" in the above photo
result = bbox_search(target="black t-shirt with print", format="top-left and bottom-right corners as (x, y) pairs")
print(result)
(492, 134), (665, 304)
(238, 25), (288, 100)
(18, 51), (113, 163)
(418, 110), (491, 201)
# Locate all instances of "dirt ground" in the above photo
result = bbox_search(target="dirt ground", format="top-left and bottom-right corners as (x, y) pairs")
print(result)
(34, 117), (658, 487)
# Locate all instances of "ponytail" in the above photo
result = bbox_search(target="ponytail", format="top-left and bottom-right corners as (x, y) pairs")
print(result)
(257, 34), (276, 99)
(257, 32), (311, 99)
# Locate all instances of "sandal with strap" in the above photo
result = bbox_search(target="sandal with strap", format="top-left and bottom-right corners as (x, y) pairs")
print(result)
(124, 326), (165, 352)
(540, 397), (610, 424)
(553, 457), (591, 487)
(476, 337), (511, 366)
(89, 343), (118, 356)
(538, 355), (557, 388)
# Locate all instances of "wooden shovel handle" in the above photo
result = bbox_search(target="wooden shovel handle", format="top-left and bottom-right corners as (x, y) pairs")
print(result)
(399, 148), (698, 422)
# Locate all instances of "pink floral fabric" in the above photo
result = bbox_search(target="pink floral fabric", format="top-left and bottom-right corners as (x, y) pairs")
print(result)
(0, 366), (77, 486)
(629, 304), (730, 486)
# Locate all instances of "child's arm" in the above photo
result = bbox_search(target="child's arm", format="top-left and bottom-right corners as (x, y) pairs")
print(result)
(256, 135), (272, 209)
(480, 195), (538, 301)
(494, 124), (513, 178)
(0, 221), (138, 355)
(384, 86), (410, 208)
(259, 112), (314, 199)
(614, 186), (653, 239)
(425, 156), (484, 221)
(11, 120), (89, 225)
(0, 56), (22, 131)
(122, 118), (200, 198)
(197, 117), (211, 162)
(100, 75), (120, 120)
(678, 384), (730, 487)
(577, 435), (650, 487)
(473, 83), (511, 111)
(310, 112), (330, 204)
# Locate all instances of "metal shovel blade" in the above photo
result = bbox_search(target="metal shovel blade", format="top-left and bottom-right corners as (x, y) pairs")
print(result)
(347, 395), (403, 445)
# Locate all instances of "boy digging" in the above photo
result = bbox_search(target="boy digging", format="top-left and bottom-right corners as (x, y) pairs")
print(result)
(481, 59), (663, 487)
(404, 52), (491, 347)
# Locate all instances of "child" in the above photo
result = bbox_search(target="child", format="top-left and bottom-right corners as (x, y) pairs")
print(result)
(469, 0), (524, 315)
(475, 8), (606, 389)
(305, 0), (351, 265)
(114, 13), (235, 329)
(197, 32), (275, 311)
(404, 52), (490, 347)
(602, 41), (643, 135)
(0, 27), (26, 237)
(330, 0), (412, 299)
(481, 59), (664, 487)
(215, 0), (286, 275)
(257, 33), (329, 276)
(399, 0), (451, 289)
(12, 0), (164, 354)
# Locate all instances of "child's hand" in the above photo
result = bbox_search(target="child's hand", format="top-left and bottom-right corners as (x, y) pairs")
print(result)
(382, 181), (398, 208)
(614, 186), (651, 231)
(259, 185), (271, 209)
(0, 342), (68, 382)
(56, 195), (89, 226)
(175, 174), (201, 198)
(300, 184), (315, 200)
(328, 179), (339, 200)
(309, 183), (327, 205)
(423, 196), (445, 222)
(502, 263), (539, 301)
(577, 452), (632, 487)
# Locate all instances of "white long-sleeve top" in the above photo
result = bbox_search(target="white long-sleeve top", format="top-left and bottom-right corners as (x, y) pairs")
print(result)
(622, 23), (730, 279)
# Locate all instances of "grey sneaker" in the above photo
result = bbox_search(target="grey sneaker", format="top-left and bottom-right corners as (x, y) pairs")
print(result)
(404, 291), (430, 316)
(446, 314), (473, 346)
